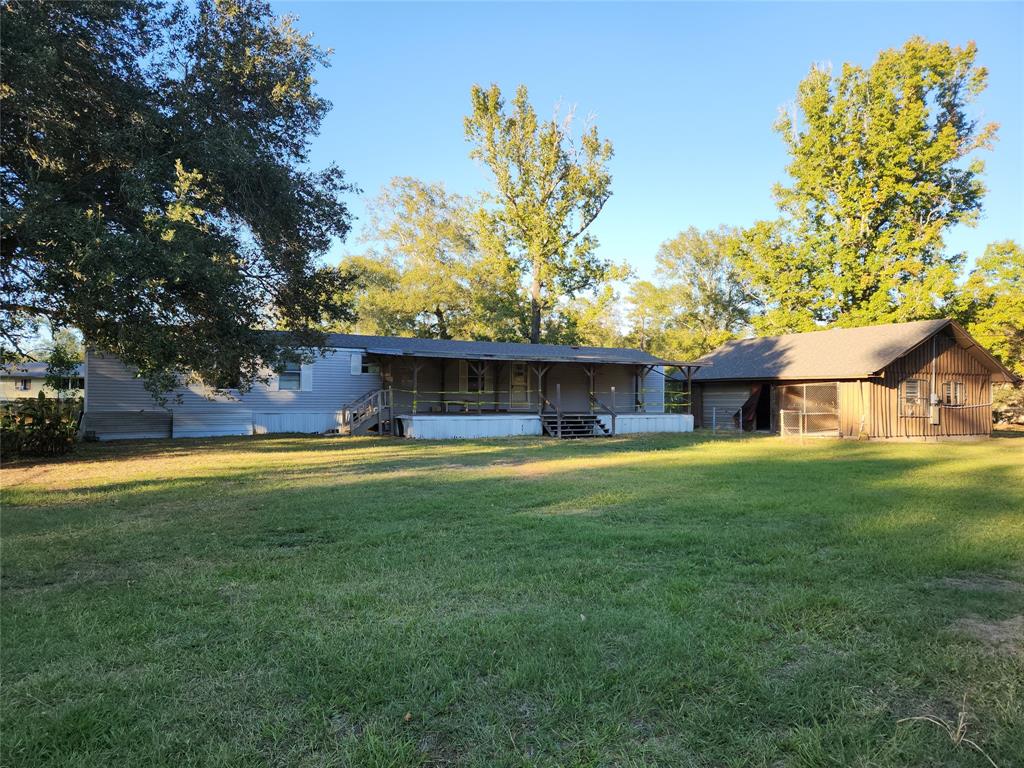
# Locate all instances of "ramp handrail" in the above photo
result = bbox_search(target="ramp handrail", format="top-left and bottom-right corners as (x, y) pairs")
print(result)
(342, 389), (391, 433)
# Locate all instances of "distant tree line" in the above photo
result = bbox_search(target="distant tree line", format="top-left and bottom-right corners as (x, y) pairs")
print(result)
(337, 38), (1021, 378)
(2, 2), (1020, 395)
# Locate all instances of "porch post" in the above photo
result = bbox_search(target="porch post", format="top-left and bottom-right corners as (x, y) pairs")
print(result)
(471, 361), (485, 414)
(555, 382), (562, 438)
(585, 365), (595, 413)
(686, 365), (694, 415)
(536, 365), (542, 415)
(635, 365), (645, 413)
(411, 360), (423, 413)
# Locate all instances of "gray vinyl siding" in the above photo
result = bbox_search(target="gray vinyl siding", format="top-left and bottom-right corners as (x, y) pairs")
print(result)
(84, 349), (671, 440)
(643, 367), (666, 414)
(84, 349), (381, 440)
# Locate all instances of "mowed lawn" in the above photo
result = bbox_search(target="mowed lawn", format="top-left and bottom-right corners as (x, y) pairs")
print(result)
(2, 433), (1023, 768)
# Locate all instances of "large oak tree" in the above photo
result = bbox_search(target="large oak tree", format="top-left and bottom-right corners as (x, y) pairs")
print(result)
(1, 0), (355, 394)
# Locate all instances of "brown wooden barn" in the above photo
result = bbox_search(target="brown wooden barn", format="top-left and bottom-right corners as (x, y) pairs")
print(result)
(687, 319), (1018, 439)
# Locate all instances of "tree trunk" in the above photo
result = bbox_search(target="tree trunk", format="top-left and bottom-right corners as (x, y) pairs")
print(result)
(529, 269), (542, 344)
(435, 307), (449, 340)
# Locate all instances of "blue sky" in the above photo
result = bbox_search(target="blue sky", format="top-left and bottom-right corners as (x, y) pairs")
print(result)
(274, 1), (1024, 281)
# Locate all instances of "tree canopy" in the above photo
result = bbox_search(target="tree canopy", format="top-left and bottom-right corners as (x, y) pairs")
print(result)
(465, 84), (616, 343)
(738, 37), (997, 333)
(955, 240), (1024, 378)
(338, 177), (527, 341)
(1, 0), (355, 395)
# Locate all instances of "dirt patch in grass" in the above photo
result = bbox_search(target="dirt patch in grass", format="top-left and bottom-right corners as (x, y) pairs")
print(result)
(2, 560), (140, 594)
(328, 712), (363, 739)
(934, 575), (1024, 593)
(511, 462), (556, 479)
(952, 615), (1024, 655)
(525, 505), (601, 517)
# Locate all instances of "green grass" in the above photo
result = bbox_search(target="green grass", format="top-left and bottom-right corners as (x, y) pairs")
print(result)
(2, 432), (1022, 767)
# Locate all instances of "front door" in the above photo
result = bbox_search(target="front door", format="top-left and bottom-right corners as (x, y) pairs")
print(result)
(510, 363), (530, 410)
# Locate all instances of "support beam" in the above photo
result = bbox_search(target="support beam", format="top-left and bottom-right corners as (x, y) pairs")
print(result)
(686, 365), (694, 415)
(411, 360), (424, 413)
(470, 361), (486, 414)
(531, 363), (551, 414)
(584, 364), (596, 413)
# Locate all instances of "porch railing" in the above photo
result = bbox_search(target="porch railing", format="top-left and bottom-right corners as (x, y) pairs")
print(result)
(589, 392), (617, 435)
(379, 388), (687, 415)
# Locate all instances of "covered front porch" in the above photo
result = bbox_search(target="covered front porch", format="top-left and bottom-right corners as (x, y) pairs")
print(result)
(346, 352), (699, 439)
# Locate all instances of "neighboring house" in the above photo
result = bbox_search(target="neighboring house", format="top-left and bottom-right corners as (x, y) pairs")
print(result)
(688, 319), (1018, 439)
(0, 362), (85, 401)
(83, 335), (703, 441)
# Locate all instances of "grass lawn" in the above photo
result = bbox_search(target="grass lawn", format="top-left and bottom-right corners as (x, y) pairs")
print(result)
(2, 433), (1023, 767)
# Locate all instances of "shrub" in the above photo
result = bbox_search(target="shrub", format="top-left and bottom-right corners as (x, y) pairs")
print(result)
(0, 393), (81, 458)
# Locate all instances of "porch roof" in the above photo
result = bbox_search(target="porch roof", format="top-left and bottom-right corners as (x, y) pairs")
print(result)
(325, 333), (699, 368)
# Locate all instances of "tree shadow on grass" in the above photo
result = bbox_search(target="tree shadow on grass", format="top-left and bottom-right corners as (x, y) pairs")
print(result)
(3, 436), (1022, 767)
(5, 438), (1022, 588)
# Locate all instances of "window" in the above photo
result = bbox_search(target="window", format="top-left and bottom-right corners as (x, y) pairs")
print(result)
(15, 378), (31, 391)
(943, 380), (964, 406)
(361, 359), (380, 375)
(277, 361), (301, 391)
(901, 378), (927, 417)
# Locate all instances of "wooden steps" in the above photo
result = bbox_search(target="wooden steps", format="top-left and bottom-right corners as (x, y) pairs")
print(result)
(541, 412), (611, 439)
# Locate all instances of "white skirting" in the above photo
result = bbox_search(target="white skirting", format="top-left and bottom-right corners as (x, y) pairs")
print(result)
(598, 413), (693, 434)
(398, 414), (542, 439)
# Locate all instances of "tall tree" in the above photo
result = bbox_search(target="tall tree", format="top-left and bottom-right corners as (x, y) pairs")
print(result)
(339, 178), (526, 341)
(955, 240), (1024, 377)
(1, 0), (355, 395)
(624, 280), (672, 353)
(738, 37), (997, 331)
(623, 228), (749, 360)
(554, 285), (625, 348)
(344, 178), (477, 339)
(654, 226), (750, 356)
(465, 84), (615, 343)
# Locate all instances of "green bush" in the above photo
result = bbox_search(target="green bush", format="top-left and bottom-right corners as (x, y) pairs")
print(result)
(1, 393), (81, 458)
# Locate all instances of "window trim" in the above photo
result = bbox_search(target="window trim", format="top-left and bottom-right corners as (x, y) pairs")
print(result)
(277, 361), (302, 391)
(942, 380), (965, 406)
(901, 378), (928, 417)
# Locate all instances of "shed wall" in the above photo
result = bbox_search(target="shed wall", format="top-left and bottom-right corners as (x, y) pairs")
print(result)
(699, 383), (750, 431)
(868, 334), (992, 438)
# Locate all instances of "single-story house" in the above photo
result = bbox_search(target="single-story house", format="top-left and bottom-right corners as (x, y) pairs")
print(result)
(83, 334), (703, 441)
(687, 319), (1018, 439)
(0, 362), (85, 401)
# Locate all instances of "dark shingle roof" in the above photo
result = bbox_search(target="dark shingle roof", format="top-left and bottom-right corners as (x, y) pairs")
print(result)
(324, 333), (673, 366)
(690, 319), (1015, 382)
(1, 362), (85, 379)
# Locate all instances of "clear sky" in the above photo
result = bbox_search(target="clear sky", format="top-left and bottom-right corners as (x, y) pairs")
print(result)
(273, 1), (1024, 281)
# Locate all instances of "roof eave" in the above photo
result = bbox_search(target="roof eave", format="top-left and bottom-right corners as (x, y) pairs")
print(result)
(364, 348), (669, 366)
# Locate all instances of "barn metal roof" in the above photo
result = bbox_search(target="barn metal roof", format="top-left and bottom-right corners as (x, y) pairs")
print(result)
(690, 319), (1017, 383)
(324, 333), (694, 367)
